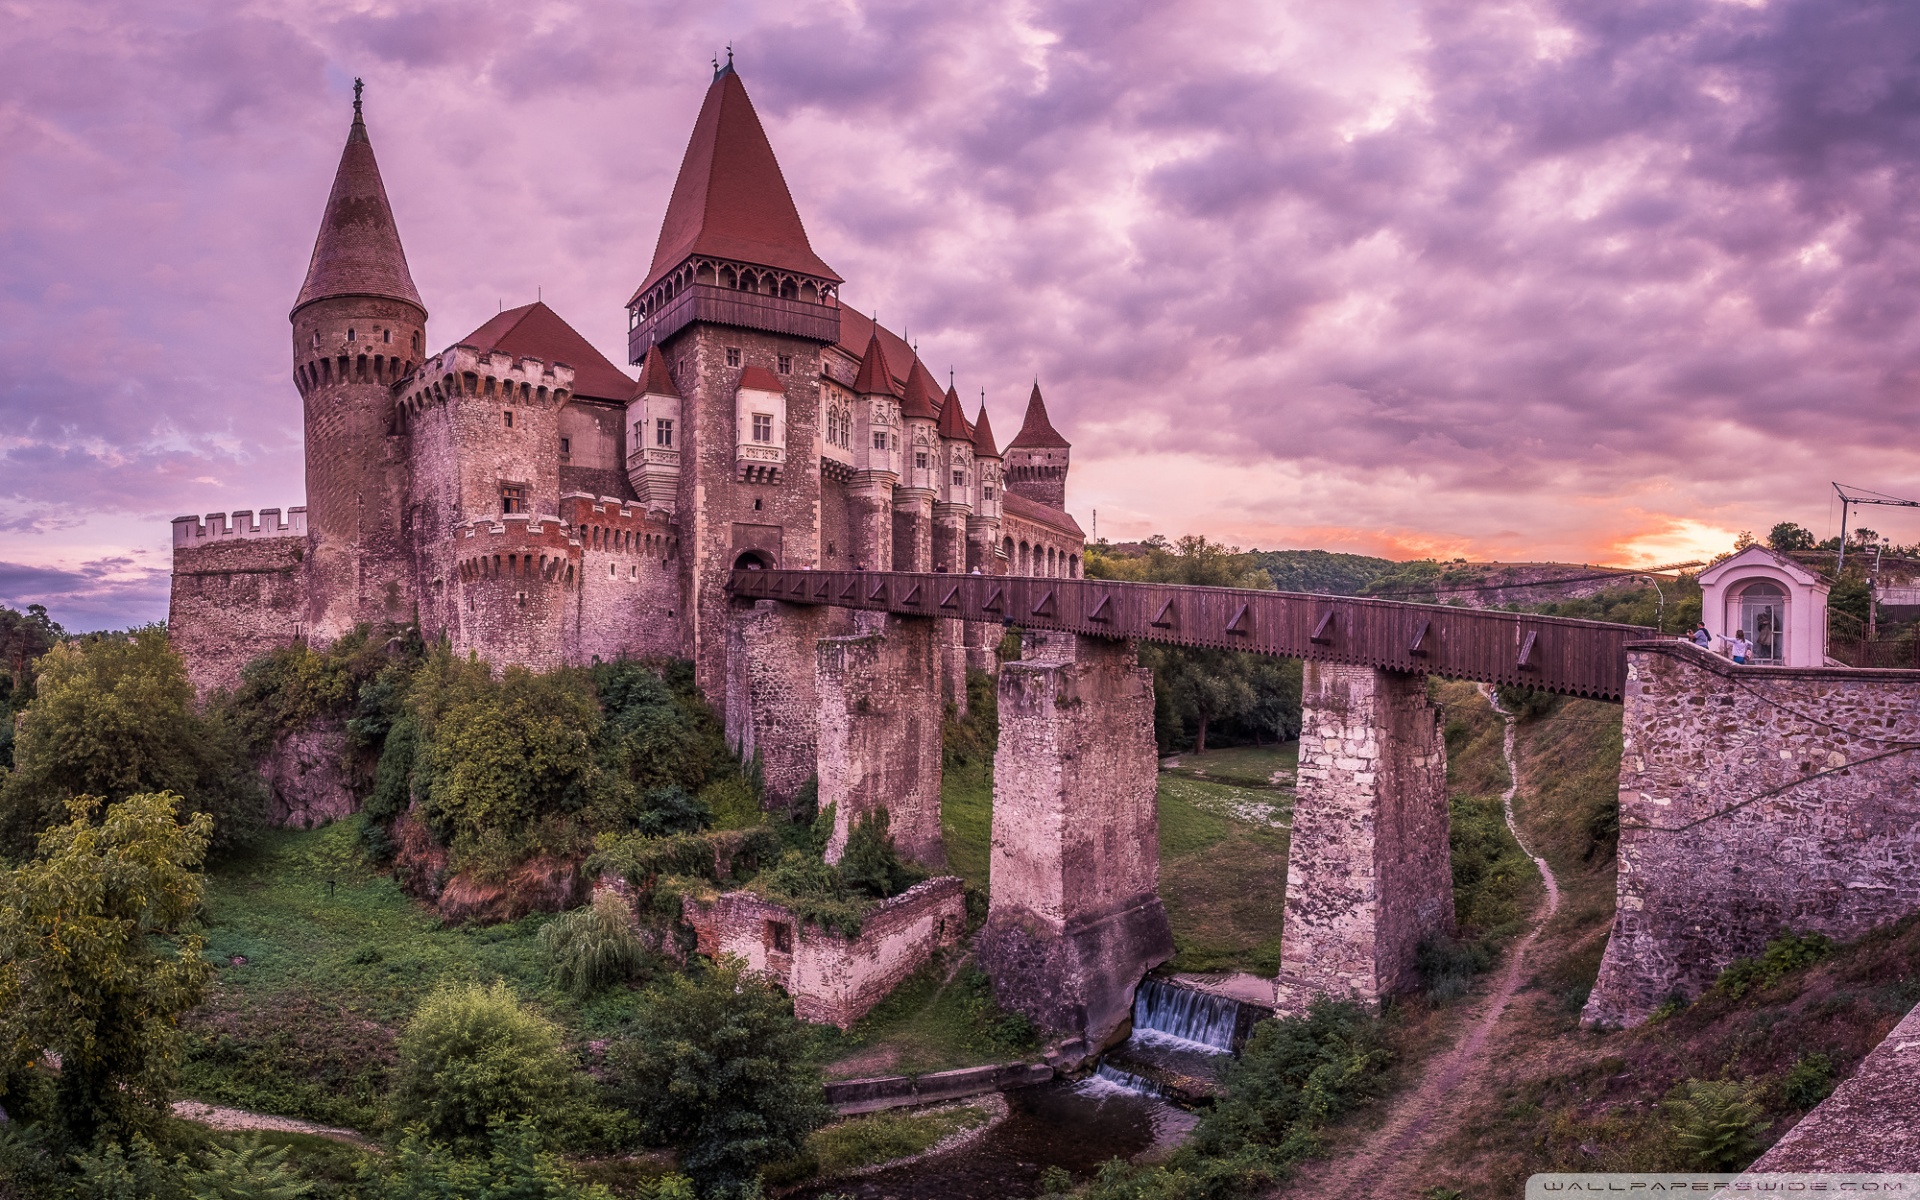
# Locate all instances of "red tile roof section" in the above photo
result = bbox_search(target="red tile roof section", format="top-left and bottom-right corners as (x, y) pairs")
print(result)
(971, 402), (1000, 457)
(936, 383), (972, 439)
(1009, 382), (1070, 449)
(738, 365), (784, 392)
(457, 302), (636, 402)
(294, 106), (424, 315)
(852, 333), (902, 396)
(835, 309), (915, 385)
(634, 67), (840, 298)
(636, 345), (679, 397)
(901, 360), (943, 421)
(1003, 491), (1084, 538)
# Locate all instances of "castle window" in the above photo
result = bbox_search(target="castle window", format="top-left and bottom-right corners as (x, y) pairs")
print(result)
(501, 485), (526, 514)
(656, 418), (673, 447)
(777, 354), (792, 374)
(347, 328), (355, 342)
(726, 347), (741, 368)
(984, 486), (994, 500)
(915, 452), (929, 471)
(560, 437), (570, 455)
(610, 563), (617, 577)
(953, 470), (965, 487)
(752, 413), (773, 443)
(412, 331), (421, 353)
(383, 329), (391, 344)
(504, 411), (514, 429)
(767, 920), (793, 954)
(873, 431), (887, 451)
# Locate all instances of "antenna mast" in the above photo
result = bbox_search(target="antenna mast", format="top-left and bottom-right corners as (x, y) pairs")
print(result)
(1833, 482), (1920, 571)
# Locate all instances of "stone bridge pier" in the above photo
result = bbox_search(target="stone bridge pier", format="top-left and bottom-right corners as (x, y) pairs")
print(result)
(979, 631), (1173, 1048)
(725, 600), (825, 808)
(1274, 662), (1454, 1014)
(816, 614), (946, 869)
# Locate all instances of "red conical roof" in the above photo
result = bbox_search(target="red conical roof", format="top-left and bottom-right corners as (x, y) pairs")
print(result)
(902, 359), (942, 421)
(636, 345), (679, 398)
(1009, 382), (1070, 449)
(937, 383), (971, 439)
(457, 301), (634, 402)
(294, 100), (424, 316)
(852, 333), (902, 396)
(633, 65), (840, 299)
(971, 402), (1000, 457)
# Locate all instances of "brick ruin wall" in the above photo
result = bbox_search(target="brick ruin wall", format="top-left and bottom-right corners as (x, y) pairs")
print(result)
(168, 512), (308, 695)
(816, 615), (945, 868)
(682, 877), (967, 1027)
(1584, 642), (1920, 1027)
(725, 601), (823, 807)
(1274, 662), (1453, 1013)
(979, 631), (1172, 1046)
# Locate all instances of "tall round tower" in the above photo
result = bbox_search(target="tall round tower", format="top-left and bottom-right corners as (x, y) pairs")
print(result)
(1003, 382), (1070, 511)
(290, 82), (427, 641)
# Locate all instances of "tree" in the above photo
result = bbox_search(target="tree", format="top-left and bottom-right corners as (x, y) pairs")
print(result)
(0, 631), (263, 860)
(389, 981), (576, 1151)
(609, 961), (828, 1198)
(1767, 522), (1816, 553)
(0, 604), (64, 772)
(540, 891), (650, 998)
(0, 793), (213, 1146)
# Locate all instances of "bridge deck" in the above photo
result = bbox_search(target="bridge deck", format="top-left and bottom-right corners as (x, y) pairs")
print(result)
(728, 570), (1655, 701)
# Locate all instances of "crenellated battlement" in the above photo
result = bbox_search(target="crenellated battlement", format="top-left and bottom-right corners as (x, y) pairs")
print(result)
(173, 507), (308, 549)
(559, 493), (680, 559)
(396, 344), (577, 427)
(455, 514), (581, 587)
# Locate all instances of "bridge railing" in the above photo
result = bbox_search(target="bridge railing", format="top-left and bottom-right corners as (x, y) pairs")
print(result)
(728, 569), (1656, 700)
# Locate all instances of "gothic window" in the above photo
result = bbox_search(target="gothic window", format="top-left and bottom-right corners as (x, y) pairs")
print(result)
(873, 431), (888, 451)
(501, 484), (526, 514)
(952, 469), (965, 487)
(984, 486), (995, 500)
(915, 452), (929, 470)
(347, 328), (356, 342)
(656, 418), (674, 447)
(752, 413), (774, 442)
(778, 354), (792, 374)
(412, 331), (421, 353)
(726, 347), (741, 367)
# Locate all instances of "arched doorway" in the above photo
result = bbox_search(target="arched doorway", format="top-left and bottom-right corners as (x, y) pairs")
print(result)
(1735, 580), (1787, 663)
(734, 551), (774, 571)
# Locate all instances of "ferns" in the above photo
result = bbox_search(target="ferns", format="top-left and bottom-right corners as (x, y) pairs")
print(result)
(1666, 1079), (1762, 1169)
(540, 891), (648, 997)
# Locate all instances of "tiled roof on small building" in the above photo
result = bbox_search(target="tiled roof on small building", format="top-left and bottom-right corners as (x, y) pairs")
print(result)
(457, 302), (635, 402)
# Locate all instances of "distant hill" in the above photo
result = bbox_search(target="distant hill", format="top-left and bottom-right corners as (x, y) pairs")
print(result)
(1246, 549), (1397, 595)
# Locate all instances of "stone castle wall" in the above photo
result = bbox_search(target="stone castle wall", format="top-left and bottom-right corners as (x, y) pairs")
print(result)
(816, 615), (945, 868)
(724, 601), (823, 806)
(167, 511), (308, 694)
(1584, 641), (1920, 1027)
(682, 876), (966, 1027)
(564, 493), (682, 664)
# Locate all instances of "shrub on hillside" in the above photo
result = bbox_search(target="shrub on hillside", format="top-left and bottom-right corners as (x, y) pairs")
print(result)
(1665, 1078), (1762, 1169)
(1779, 1053), (1835, 1109)
(1194, 997), (1392, 1161)
(357, 1119), (612, 1200)
(389, 981), (576, 1150)
(541, 891), (650, 998)
(837, 808), (925, 900)
(1712, 931), (1836, 1000)
(609, 960), (828, 1199)
(0, 631), (263, 859)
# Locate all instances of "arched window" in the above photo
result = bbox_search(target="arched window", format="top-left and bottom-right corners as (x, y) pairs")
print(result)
(1733, 580), (1788, 663)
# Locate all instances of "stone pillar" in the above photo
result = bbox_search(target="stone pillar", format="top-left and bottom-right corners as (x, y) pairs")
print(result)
(817, 615), (945, 868)
(849, 473), (894, 572)
(891, 488), (934, 573)
(724, 601), (823, 808)
(932, 503), (971, 717)
(979, 631), (1173, 1047)
(1274, 662), (1452, 1014)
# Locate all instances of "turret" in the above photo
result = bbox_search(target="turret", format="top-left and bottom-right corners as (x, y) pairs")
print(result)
(970, 400), (1003, 523)
(936, 382), (974, 511)
(291, 81), (427, 640)
(627, 346), (682, 512)
(1004, 382), (1070, 511)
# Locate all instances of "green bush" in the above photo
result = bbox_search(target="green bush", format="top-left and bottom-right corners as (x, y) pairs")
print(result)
(838, 808), (926, 900)
(1779, 1053), (1835, 1109)
(356, 1119), (612, 1200)
(389, 981), (576, 1150)
(609, 960), (828, 1198)
(1417, 934), (1495, 1003)
(1194, 998), (1392, 1160)
(1665, 1078), (1762, 1169)
(540, 891), (649, 998)
(1712, 931), (1836, 1000)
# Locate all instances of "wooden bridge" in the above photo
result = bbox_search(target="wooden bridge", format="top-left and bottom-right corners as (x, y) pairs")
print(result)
(728, 569), (1655, 701)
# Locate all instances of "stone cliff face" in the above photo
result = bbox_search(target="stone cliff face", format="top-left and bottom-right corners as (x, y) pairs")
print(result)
(262, 721), (356, 829)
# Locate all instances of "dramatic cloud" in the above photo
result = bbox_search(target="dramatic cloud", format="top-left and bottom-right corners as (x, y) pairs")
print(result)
(7, 0), (1920, 627)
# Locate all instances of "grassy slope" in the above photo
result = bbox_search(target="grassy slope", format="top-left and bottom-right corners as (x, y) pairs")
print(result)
(1421, 695), (1920, 1193)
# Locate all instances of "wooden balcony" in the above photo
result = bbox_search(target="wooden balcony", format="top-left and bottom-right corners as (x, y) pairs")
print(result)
(630, 284), (841, 360)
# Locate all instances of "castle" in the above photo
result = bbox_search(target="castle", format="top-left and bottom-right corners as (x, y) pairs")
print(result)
(168, 63), (1085, 701)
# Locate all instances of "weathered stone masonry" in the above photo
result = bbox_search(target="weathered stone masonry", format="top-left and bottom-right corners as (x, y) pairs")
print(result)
(1274, 662), (1453, 1014)
(168, 510), (309, 695)
(979, 631), (1173, 1047)
(724, 600), (824, 807)
(1584, 641), (1920, 1027)
(816, 615), (945, 868)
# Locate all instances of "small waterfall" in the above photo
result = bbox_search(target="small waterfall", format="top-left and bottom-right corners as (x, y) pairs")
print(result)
(1089, 1060), (1166, 1098)
(1130, 978), (1241, 1053)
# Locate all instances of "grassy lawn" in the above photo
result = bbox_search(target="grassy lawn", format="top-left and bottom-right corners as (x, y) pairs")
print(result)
(940, 757), (993, 891)
(1161, 742), (1299, 788)
(807, 1101), (993, 1175)
(181, 818), (641, 1131)
(1156, 773), (1291, 974)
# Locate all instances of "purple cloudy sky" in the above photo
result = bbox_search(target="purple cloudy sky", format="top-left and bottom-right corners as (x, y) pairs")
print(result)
(7, 0), (1920, 629)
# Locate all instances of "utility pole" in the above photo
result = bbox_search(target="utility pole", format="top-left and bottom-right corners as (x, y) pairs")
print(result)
(1834, 482), (1920, 572)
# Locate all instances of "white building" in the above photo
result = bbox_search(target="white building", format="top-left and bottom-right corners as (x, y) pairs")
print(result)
(1696, 545), (1830, 667)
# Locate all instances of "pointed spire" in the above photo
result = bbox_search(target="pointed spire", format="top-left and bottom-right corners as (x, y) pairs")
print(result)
(937, 381), (971, 439)
(636, 345), (680, 398)
(1009, 381), (1070, 449)
(971, 399), (1000, 458)
(294, 84), (424, 317)
(852, 332), (901, 396)
(634, 64), (840, 298)
(901, 359), (942, 421)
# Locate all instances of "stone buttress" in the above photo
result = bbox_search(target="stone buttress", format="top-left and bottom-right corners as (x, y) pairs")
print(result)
(724, 600), (824, 808)
(1274, 662), (1453, 1013)
(979, 631), (1173, 1047)
(815, 615), (945, 868)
